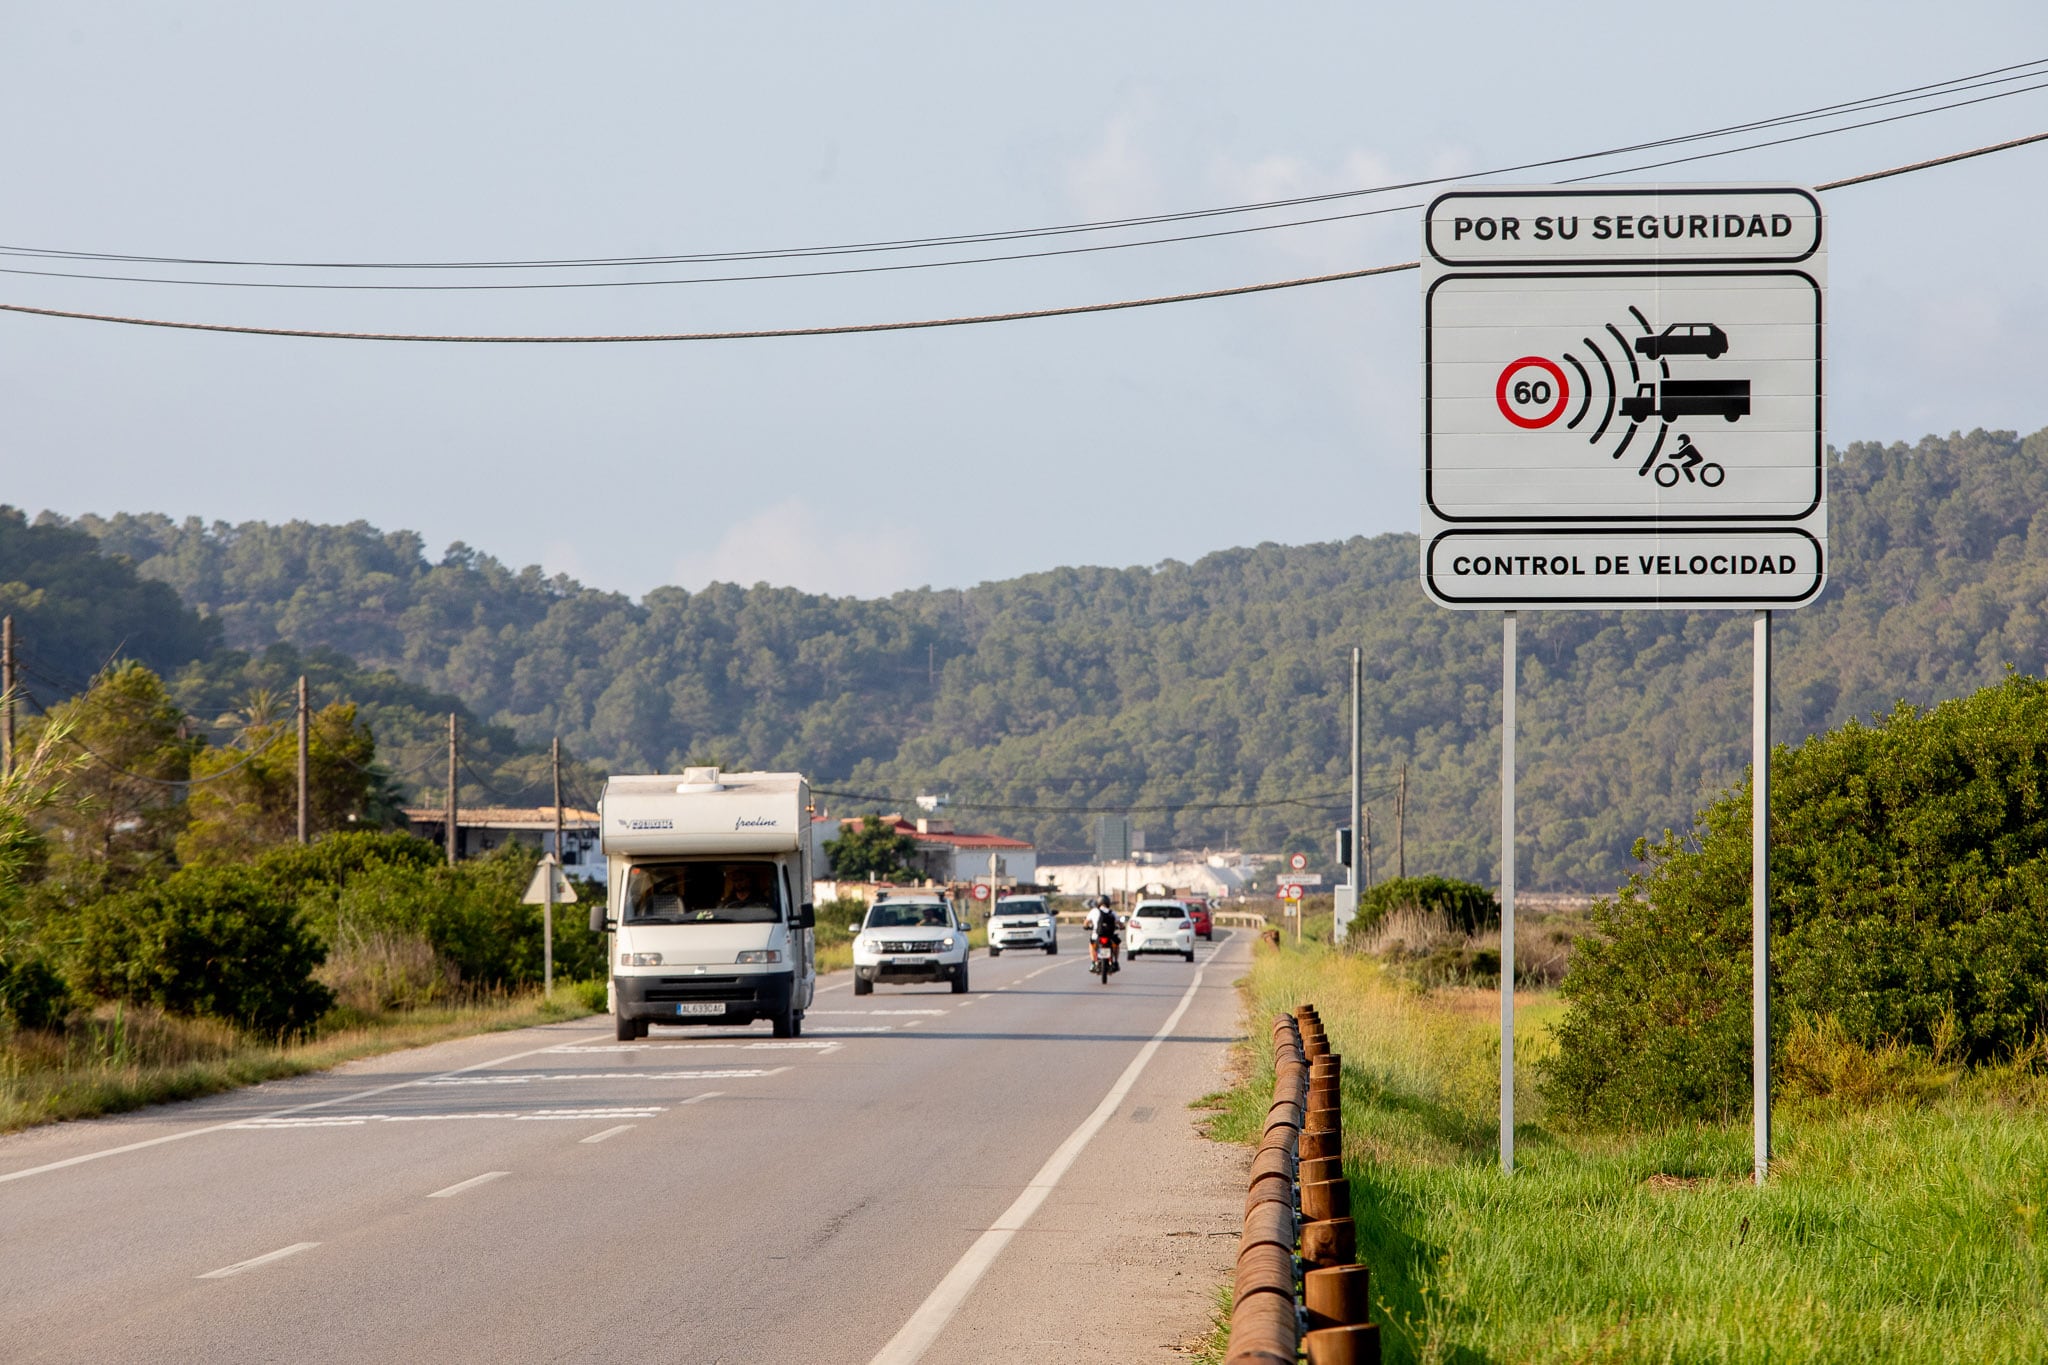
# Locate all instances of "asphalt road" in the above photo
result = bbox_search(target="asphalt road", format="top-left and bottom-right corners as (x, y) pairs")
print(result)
(0, 930), (1252, 1364)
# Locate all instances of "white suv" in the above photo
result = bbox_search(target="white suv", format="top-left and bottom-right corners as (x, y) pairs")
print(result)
(1125, 900), (1196, 961)
(987, 895), (1057, 956)
(852, 893), (971, 995)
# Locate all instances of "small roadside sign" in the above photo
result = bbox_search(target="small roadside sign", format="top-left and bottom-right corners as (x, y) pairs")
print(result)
(1288, 852), (1308, 871)
(521, 855), (577, 905)
(1280, 883), (1305, 902)
(1276, 873), (1323, 888)
(971, 883), (990, 901)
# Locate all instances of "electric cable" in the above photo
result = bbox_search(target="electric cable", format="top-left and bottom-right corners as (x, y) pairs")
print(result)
(4, 128), (2040, 344)
(4, 76), (2043, 295)
(5, 57), (2041, 274)
(18, 685), (268, 788)
(811, 782), (1399, 815)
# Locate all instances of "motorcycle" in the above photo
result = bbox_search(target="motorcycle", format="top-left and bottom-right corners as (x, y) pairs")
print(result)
(1094, 931), (1116, 984)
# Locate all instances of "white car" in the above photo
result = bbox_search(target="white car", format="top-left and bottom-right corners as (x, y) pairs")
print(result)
(987, 895), (1058, 955)
(852, 893), (971, 995)
(1125, 899), (1196, 961)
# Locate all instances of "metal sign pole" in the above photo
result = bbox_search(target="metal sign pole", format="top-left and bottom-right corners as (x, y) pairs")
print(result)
(1501, 611), (1517, 1174)
(1349, 646), (1363, 942)
(1753, 609), (1772, 1185)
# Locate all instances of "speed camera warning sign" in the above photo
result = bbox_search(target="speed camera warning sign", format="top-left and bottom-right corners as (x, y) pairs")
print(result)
(1421, 186), (1826, 611)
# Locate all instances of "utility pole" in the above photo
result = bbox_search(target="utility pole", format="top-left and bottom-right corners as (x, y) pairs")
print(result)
(547, 736), (562, 996)
(445, 712), (459, 867)
(1, 614), (14, 778)
(1397, 761), (1408, 880)
(296, 675), (310, 844)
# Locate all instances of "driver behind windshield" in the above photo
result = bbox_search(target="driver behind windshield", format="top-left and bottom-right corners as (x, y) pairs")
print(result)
(625, 861), (781, 923)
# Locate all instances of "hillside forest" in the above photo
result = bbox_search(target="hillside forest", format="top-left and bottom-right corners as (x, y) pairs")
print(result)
(8, 423), (2047, 892)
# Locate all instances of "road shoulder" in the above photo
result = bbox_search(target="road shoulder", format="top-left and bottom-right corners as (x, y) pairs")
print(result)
(914, 932), (1252, 1362)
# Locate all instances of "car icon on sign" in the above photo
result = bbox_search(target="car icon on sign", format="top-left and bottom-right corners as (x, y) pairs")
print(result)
(1633, 323), (1729, 361)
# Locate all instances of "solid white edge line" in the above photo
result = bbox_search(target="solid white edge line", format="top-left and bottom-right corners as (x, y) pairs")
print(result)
(579, 1124), (637, 1144)
(427, 1170), (510, 1199)
(198, 1241), (320, 1279)
(0, 1033), (599, 1187)
(864, 950), (1218, 1365)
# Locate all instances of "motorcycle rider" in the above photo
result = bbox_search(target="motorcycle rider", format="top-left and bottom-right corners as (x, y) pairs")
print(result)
(1085, 895), (1121, 972)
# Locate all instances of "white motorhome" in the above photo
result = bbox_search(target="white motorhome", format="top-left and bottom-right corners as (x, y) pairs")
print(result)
(592, 769), (817, 1040)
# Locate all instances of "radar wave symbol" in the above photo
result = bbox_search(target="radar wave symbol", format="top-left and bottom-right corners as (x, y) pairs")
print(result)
(1556, 310), (1673, 475)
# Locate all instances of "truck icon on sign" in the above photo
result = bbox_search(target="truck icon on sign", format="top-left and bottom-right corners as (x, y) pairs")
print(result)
(1632, 323), (1729, 361)
(1619, 379), (1750, 423)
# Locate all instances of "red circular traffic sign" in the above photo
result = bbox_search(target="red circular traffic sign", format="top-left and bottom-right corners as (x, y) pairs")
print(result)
(1289, 852), (1307, 871)
(1281, 883), (1304, 902)
(971, 883), (990, 900)
(1495, 356), (1570, 429)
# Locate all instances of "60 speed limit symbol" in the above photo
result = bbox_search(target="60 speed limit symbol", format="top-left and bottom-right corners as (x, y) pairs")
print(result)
(1495, 356), (1569, 430)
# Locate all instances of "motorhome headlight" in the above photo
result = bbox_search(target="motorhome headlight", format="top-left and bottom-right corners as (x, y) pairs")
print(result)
(620, 951), (662, 967)
(735, 949), (782, 965)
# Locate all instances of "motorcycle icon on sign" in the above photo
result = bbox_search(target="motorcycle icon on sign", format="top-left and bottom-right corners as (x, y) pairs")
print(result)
(1653, 434), (1724, 488)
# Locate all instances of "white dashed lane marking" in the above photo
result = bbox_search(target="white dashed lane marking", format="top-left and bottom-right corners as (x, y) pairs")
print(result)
(229, 1106), (669, 1129)
(806, 1009), (946, 1016)
(428, 1171), (509, 1199)
(419, 1068), (785, 1086)
(199, 1243), (319, 1280)
(552, 1041), (839, 1053)
(580, 1124), (636, 1144)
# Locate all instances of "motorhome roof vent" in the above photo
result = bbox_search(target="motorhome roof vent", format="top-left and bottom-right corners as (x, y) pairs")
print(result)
(676, 767), (725, 793)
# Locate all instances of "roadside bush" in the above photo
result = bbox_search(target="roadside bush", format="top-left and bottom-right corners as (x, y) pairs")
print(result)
(1355, 876), (1500, 937)
(813, 896), (867, 946)
(71, 865), (332, 1034)
(316, 925), (457, 1014)
(309, 843), (607, 990)
(1547, 674), (2048, 1129)
(254, 830), (443, 898)
(0, 940), (70, 1031)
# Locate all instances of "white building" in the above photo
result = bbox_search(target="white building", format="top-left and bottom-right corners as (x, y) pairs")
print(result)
(1034, 851), (1259, 903)
(403, 805), (603, 881)
(820, 814), (1037, 885)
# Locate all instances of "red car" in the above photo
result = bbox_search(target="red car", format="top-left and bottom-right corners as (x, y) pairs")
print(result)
(1186, 904), (1213, 940)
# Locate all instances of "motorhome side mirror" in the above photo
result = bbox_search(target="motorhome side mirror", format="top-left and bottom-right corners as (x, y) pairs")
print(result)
(797, 903), (816, 929)
(589, 903), (610, 935)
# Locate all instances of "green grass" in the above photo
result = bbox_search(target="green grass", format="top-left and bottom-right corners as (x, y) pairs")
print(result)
(1207, 941), (2048, 1364)
(0, 982), (602, 1135)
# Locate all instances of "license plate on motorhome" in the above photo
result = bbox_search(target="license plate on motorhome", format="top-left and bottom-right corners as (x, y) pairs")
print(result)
(675, 1002), (725, 1016)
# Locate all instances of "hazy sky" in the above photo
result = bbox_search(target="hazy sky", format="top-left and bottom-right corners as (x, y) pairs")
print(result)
(6, 4), (2047, 599)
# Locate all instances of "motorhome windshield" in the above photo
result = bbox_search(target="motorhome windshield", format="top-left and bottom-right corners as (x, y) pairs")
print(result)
(624, 861), (783, 924)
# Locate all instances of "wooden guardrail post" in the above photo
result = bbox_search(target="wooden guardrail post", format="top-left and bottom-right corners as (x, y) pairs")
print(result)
(1228, 1007), (1380, 1364)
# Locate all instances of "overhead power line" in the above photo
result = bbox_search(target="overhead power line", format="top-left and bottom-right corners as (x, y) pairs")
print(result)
(1, 129), (2042, 344)
(18, 686), (268, 788)
(4, 58), (2042, 275)
(3, 74), (2044, 295)
(813, 784), (1399, 815)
